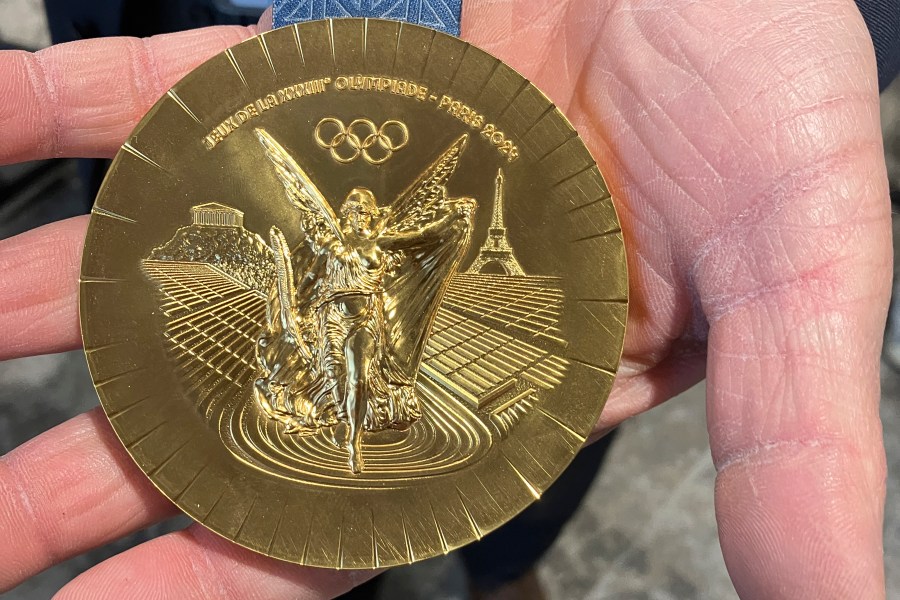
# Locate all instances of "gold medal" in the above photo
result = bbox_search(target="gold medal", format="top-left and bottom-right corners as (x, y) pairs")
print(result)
(80, 18), (627, 568)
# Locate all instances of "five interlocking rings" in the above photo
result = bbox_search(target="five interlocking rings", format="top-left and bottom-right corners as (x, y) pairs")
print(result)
(314, 118), (410, 165)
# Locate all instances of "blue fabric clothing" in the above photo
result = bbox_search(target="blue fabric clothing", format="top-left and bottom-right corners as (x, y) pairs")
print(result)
(855, 0), (900, 90)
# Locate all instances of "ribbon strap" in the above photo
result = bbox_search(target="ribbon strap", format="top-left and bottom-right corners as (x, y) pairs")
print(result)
(272, 0), (462, 36)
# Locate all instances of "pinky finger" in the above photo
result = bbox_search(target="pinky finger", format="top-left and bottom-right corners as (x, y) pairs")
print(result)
(54, 524), (376, 600)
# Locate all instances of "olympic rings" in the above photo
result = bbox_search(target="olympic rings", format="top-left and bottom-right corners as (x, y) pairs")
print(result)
(314, 118), (409, 165)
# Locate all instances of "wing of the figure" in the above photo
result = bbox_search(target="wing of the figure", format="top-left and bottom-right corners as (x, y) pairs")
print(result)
(269, 226), (301, 341)
(380, 134), (474, 384)
(255, 128), (344, 248)
(384, 134), (468, 234)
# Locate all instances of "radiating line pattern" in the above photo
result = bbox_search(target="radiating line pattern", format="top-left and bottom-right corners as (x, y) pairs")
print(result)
(273, 0), (462, 36)
(122, 142), (167, 172)
(166, 90), (202, 124)
(92, 206), (137, 224)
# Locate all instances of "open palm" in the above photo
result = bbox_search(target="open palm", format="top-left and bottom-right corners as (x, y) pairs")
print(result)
(0, 1), (890, 598)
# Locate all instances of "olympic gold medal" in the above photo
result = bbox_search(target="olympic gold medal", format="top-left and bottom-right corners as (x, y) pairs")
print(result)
(80, 19), (627, 568)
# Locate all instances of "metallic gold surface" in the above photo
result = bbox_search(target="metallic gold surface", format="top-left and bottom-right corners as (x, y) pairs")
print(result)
(80, 19), (628, 569)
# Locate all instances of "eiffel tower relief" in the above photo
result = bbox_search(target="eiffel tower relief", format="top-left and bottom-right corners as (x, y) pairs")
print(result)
(467, 169), (526, 276)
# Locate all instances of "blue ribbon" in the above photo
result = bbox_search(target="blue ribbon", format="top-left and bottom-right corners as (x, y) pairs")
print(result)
(272, 0), (462, 36)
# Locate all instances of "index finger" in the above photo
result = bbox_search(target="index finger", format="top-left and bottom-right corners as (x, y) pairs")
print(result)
(0, 25), (257, 164)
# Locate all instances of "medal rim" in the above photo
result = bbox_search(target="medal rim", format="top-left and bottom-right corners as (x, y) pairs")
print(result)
(79, 17), (629, 569)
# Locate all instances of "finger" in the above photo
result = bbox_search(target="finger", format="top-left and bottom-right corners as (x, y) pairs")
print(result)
(0, 408), (177, 593)
(55, 523), (375, 600)
(0, 25), (257, 164)
(695, 9), (892, 597)
(706, 174), (890, 598)
(582, 0), (890, 596)
(707, 228), (889, 599)
(258, 6), (273, 32)
(0, 216), (87, 360)
(592, 342), (706, 440)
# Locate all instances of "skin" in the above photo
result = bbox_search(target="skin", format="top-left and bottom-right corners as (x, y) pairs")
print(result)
(0, 0), (890, 597)
(338, 202), (380, 474)
(335, 194), (472, 472)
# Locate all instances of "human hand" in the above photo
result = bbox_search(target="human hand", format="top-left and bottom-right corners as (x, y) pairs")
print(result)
(0, 1), (889, 598)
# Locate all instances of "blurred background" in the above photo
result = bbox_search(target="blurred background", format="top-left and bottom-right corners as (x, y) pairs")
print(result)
(1, 0), (899, 598)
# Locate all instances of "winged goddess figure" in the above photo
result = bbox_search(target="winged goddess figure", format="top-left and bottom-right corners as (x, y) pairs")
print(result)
(253, 128), (476, 473)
